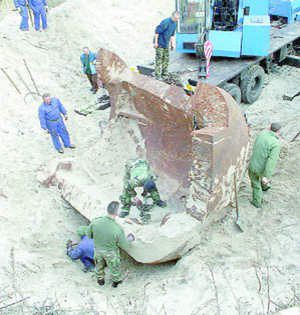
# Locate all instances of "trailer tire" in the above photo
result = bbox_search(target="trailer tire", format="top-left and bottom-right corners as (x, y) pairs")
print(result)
(222, 83), (241, 104)
(241, 65), (265, 104)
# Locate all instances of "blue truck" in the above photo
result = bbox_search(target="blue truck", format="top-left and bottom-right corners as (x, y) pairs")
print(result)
(173, 0), (300, 103)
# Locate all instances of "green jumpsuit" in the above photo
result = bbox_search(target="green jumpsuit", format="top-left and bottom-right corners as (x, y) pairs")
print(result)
(248, 130), (281, 208)
(119, 159), (162, 216)
(87, 216), (130, 282)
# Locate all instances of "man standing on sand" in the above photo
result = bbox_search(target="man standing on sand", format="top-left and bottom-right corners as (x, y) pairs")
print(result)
(87, 201), (135, 288)
(28, 0), (48, 31)
(80, 47), (98, 94)
(154, 11), (180, 80)
(14, 0), (29, 31)
(38, 93), (75, 154)
(248, 123), (282, 208)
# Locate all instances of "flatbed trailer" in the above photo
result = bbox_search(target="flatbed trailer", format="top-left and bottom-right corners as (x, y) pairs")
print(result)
(168, 21), (300, 103)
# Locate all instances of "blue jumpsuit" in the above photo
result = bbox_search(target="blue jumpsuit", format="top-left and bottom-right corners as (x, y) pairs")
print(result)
(67, 236), (95, 270)
(14, 0), (29, 31)
(38, 97), (71, 151)
(28, 0), (47, 31)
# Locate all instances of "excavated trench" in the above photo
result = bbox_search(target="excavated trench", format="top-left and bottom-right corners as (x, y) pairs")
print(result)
(39, 48), (250, 264)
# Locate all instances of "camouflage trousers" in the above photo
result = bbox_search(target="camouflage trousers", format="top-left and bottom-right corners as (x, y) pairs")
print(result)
(94, 249), (122, 282)
(120, 186), (161, 216)
(155, 48), (169, 79)
(248, 169), (263, 207)
(138, 204), (154, 224)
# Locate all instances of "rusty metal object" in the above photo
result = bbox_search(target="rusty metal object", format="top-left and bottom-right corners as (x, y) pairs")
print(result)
(96, 49), (249, 219)
(39, 49), (249, 264)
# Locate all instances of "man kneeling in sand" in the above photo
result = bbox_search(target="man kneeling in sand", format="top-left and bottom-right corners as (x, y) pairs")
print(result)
(66, 226), (95, 272)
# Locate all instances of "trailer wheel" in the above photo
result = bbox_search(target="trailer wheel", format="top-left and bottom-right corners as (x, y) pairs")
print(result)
(222, 83), (241, 104)
(241, 65), (265, 104)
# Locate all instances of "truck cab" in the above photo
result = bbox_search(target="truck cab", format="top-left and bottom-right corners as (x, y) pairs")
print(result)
(176, 0), (271, 57)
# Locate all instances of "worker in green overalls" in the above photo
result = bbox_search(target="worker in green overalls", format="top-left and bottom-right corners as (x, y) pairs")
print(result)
(248, 123), (282, 208)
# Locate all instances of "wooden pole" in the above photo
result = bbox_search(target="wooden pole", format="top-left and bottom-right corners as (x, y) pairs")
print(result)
(1, 68), (22, 94)
(23, 59), (40, 95)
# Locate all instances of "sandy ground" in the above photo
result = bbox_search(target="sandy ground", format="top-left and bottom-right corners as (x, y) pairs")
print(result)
(0, 0), (299, 314)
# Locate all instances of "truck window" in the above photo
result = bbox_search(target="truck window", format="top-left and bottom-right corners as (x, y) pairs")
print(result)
(177, 0), (206, 34)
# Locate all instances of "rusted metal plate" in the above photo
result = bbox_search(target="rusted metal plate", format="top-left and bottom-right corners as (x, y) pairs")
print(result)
(96, 48), (249, 218)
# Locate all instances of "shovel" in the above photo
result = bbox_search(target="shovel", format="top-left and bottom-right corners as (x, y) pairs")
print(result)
(233, 172), (243, 233)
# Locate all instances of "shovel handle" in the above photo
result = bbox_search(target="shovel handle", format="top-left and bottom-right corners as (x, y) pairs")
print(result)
(234, 172), (239, 221)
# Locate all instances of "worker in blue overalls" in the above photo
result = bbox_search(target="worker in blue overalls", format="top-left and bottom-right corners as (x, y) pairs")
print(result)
(28, 0), (48, 31)
(38, 93), (75, 153)
(14, 0), (29, 31)
(67, 226), (95, 273)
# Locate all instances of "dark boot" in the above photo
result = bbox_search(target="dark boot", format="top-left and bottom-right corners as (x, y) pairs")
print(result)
(261, 183), (271, 191)
(58, 148), (64, 154)
(119, 211), (129, 218)
(112, 280), (122, 288)
(250, 201), (262, 208)
(97, 102), (111, 110)
(97, 278), (105, 286)
(156, 200), (167, 207)
(97, 95), (110, 102)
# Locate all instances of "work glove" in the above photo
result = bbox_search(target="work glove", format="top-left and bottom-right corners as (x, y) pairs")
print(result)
(261, 177), (270, 186)
(66, 240), (73, 255)
(127, 233), (135, 242)
(45, 5), (48, 13)
(17, 7), (22, 13)
(66, 240), (79, 252)
(44, 129), (49, 135)
(64, 115), (68, 121)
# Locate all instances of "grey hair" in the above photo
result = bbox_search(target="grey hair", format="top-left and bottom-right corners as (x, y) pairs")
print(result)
(270, 122), (281, 132)
(42, 93), (50, 99)
(107, 201), (119, 215)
